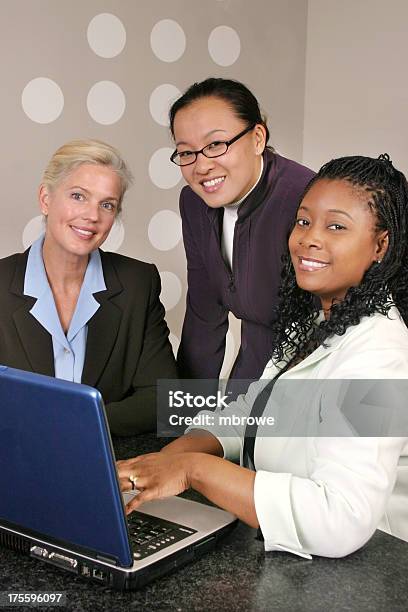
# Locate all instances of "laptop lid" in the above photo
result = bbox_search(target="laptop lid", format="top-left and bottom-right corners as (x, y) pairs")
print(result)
(0, 366), (133, 568)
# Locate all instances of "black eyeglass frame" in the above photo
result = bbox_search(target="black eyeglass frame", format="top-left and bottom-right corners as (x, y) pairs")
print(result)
(170, 124), (256, 166)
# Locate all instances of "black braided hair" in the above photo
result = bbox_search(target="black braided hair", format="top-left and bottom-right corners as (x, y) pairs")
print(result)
(271, 154), (408, 368)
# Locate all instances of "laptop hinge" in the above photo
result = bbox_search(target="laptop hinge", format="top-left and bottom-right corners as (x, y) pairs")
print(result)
(96, 554), (118, 566)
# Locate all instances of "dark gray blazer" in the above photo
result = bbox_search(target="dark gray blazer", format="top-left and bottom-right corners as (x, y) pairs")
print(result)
(0, 249), (178, 436)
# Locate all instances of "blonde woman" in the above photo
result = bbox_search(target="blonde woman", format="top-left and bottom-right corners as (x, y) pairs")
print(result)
(0, 139), (177, 435)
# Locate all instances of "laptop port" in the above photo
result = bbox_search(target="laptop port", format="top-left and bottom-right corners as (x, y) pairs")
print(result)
(30, 546), (49, 559)
(48, 552), (78, 571)
(92, 568), (107, 581)
(81, 565), (91, 577)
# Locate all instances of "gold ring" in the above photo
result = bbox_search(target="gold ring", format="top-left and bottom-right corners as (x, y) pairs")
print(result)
(129, 474), (138, 490)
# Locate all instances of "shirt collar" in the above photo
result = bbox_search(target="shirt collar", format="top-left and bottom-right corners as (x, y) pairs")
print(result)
(24, 235), (106, 344)
(24, 234), (106, 298)
(24, 235), (49, 299)
(68, 250), (106, 339)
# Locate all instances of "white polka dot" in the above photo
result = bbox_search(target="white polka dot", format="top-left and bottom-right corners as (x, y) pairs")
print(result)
(208, 26), (241, 66)
(22, 216), (45, 249)
(149, 84), (181, 126)
(220, 329), (236, 379)
(150, 19), (186, 62)
(87, 81), (126, 125)
(168, 332), (180, 356)
(149, 148), (182, 189)
(22, 78), (64, 124)
(87, 13), (126, 58)
(148, 210), (182, 251)
(101, 217), (125, 252)
(159, 271), (182, 311)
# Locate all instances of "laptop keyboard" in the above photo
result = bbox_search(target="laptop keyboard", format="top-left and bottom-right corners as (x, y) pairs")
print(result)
(128, 511), (197, 560)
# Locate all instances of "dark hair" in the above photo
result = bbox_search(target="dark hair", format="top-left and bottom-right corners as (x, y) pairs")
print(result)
(271, 154), (408, 368)
(169, 77), (271, 149)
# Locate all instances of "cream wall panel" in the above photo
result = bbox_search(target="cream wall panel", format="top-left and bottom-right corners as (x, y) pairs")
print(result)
(303, 0), (408, 172)
(0, 0), (307, 346)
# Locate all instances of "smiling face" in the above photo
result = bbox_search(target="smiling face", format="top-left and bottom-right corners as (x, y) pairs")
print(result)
(172, 96), (266, 208)
(39, 163), (121, 262)
(288, 178), (389, 313)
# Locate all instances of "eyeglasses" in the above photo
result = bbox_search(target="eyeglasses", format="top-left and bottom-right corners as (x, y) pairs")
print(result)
(170, 124), (256, 167)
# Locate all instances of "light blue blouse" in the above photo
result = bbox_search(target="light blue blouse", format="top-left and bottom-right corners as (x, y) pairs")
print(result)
(23, 235), (106, 383)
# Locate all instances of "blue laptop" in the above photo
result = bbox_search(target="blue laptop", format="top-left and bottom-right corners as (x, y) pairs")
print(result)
(0, 366), (236, 590)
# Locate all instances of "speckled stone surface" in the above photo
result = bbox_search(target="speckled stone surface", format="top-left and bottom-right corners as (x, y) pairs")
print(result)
(0, 434), (407, 612)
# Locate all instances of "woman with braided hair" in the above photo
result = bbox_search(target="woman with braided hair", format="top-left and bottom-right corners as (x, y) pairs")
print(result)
(118, 154), (408, 558)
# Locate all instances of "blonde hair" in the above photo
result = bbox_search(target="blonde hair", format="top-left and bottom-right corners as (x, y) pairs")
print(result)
(42, 139), (133, 212)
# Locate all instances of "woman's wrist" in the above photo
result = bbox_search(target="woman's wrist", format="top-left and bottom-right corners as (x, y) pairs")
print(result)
(160, 431), (223, 456)
(186, 452), (214, 492)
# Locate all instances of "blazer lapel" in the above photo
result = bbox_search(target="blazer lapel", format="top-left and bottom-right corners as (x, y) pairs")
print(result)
(81, 252), (123, 387)
(283, 333), (346, 377)
(10, 252), (54, 376)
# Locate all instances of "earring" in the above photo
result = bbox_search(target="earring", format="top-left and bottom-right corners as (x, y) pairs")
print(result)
(376, 259), (382, 264)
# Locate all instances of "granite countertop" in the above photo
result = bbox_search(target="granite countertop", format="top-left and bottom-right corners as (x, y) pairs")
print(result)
(0, 434), (407, 612)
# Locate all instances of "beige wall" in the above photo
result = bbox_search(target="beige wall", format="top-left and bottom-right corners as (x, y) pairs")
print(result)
(303, 0), (408, 172)
(0, 0), (308, 372)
